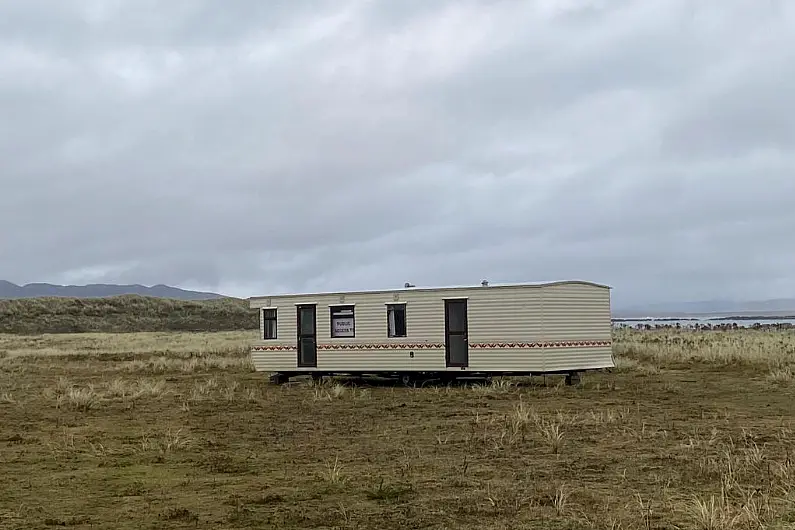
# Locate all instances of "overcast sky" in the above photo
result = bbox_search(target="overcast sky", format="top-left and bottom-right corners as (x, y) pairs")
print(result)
(1, 0), (793, 308)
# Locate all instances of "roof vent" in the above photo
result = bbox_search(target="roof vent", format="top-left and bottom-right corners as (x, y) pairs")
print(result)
(404, 282), (415, 288)
(481, 279), (489, 287)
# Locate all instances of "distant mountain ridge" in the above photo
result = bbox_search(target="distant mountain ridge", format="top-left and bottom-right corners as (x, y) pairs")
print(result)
(614, 298), (795, 318)
(4, 280), (795, 317)
(0, 281), (226, 301)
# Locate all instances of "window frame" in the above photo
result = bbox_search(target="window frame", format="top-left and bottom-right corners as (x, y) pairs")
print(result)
(386, 303), (407, 338)
(262, 308), (278, 340)
(329, 304), (356, 338)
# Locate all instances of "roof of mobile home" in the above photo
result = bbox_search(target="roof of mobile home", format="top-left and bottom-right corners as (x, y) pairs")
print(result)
(248, 279), (612, 301)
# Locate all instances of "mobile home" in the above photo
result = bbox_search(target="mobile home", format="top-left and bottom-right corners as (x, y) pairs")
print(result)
(249, 280), (614, 385)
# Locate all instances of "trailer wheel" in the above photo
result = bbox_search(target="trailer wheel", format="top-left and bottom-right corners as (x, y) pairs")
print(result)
(399, 373), (414, 387)
(565, 371), (581, 386)
(438, 374), (455, 386)
(269, 373), (290, 385)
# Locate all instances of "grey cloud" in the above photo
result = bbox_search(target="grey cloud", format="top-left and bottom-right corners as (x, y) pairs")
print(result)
(1, 0), (795, 309)
(661, 72), (795, 159)
(0, 0), (325, 50)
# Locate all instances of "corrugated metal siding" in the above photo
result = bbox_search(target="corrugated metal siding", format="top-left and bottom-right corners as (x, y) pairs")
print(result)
(255, 292), (446, 345)
(313, 348), (449, 371)
(544, 347), (614, 372)
(468, 289), (544, 341)
(250, 282), (613, 373)
(465, 288), (546, 371)
(542, 283), (611, 341)
(467, 348), (547, 372)
(251, 351), (294, 372)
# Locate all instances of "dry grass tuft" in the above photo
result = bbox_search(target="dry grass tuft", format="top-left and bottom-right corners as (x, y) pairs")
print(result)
(767, 366), (794, 383)
(123, 353), (254, 374)
(322, 456), (347, 484)
(139, 427), (194, 454)
(471, 377), (517, 394)
(538, 416), (565, 455)
(307, 379), (373, 403)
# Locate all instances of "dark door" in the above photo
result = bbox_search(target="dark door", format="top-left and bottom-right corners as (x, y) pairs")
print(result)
(444, 299), (468, 368)
(297, 305), (317, 368)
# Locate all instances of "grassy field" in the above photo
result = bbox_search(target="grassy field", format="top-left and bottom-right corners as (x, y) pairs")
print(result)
(0, 295), (258, 334)
(1, 328), (794, 529)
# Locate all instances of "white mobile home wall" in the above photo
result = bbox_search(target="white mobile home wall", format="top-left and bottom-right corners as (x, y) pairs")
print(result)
(248, 281), (613, 377)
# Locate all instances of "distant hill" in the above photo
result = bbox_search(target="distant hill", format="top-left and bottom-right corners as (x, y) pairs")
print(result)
(613, 298), (795, 318)
(0, 294), (258, 334)
(0, 281), (225, 301)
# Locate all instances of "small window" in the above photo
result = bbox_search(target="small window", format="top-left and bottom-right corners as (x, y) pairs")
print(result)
(330, 305), (355, 338)
(387, 304), (407, 337)
(262, 308), (277, 340)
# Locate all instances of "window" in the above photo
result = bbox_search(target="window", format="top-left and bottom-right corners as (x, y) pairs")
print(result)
(387, 304), (407, 337)
(330, 305), (355, 338)
(262, 308), (277, 339)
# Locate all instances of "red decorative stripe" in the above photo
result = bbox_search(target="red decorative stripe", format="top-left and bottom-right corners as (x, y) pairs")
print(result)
(470, 340), (612, 348)
(251, 345), (295, 351)
(317, 343), (445, 350)
(251, 340), (611, 352)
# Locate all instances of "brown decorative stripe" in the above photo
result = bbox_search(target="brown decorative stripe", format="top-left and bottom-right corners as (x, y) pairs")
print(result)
(251, 340), (611, 352)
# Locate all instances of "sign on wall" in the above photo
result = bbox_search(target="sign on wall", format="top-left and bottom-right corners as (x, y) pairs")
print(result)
(332, 317), (354, 337)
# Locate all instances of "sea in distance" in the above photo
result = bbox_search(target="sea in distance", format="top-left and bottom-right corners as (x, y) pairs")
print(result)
(613, 315), (795, 328)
